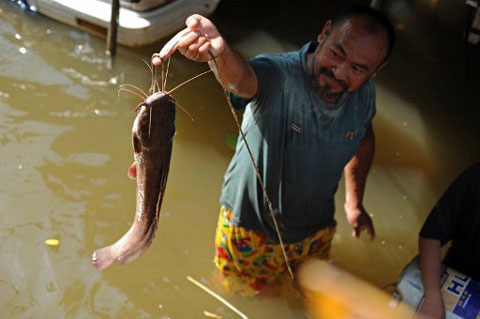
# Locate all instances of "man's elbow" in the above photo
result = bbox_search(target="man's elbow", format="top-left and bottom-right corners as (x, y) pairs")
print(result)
(359, 130), (375, 155)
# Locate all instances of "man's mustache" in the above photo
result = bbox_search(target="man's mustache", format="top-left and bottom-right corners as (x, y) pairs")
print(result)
(318, 67), (349, 91)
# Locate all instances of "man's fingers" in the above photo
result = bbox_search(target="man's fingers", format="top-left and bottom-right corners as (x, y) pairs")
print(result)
(185, 15), (202, 29)
(177, 30), (201, 48)
(153, 14), (220, 65)
(352, 226), (360, 238)
(153, 28), (191, 65)
(368, 224), (376, 240)
(186, 36), (208, 60)
(179, 32), (213, 61)
(352, 222), (375, 240)
(187, 35), (208, 52)
(153, 14), (206, 65)
(159, 32), (182, 58)
(363, 217), (375, 240)
(197, 42), (212, 61)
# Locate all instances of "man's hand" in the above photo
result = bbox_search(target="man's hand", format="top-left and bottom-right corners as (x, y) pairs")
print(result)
(152, 14), (226, 65)
(344, 203), (375, 240)
(415, 291), (445, 319)
(152, 14), (257, 98)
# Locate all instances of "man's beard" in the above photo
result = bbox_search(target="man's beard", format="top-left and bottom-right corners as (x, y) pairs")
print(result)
(314, 67), (350, 102)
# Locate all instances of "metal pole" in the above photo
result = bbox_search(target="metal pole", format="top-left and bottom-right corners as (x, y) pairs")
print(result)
(106, 0), (120, 56)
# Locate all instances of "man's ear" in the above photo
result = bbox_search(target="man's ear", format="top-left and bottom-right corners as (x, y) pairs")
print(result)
(317, 20), (332, 43)
(371, 61), (388, 79)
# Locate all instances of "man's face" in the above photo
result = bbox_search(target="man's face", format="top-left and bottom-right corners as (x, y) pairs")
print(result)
(312, 18), (388, 103)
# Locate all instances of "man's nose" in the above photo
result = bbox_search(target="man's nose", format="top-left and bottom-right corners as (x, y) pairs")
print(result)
(332, 63), (349, 82)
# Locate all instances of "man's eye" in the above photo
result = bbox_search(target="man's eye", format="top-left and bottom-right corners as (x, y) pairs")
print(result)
(330, 49), (338, 57)
(352, 65), (366, 75)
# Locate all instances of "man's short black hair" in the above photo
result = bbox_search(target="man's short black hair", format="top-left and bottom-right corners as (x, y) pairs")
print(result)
(332, 4), (396, 62)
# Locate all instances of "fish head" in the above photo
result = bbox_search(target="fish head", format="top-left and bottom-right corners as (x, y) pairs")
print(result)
(132, 92), (176, 152)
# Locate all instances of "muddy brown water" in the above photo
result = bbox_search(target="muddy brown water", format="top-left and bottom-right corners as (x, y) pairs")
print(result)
(1, 0), (480, 318)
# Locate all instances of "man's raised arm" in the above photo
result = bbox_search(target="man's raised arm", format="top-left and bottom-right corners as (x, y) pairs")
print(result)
(152, 14), (258, 99)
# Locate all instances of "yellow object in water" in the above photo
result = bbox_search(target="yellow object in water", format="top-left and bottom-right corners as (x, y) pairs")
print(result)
(298, 260), (414, 319)
(203, 311), (222, 318)
(45, 239), (60, 246)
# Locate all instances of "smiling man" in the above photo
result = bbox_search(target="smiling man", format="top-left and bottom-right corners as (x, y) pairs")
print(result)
(153, 4), (395, 290)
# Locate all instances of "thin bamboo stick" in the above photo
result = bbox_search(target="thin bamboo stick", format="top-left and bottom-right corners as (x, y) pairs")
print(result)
(187, 276), (248, 319)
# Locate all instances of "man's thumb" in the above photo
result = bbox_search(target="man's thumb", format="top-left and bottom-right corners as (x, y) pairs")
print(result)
(352, 227), (360, 238)
(186, 15), (202, 29)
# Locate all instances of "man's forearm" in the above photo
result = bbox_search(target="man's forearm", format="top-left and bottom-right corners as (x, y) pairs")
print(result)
(208, 44), (257, 99)
(419, 237), (442, 295)
(344, 133), (375, 207)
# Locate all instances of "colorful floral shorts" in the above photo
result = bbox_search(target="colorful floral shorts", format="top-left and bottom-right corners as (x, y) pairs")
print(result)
(214, 205), (336, 291)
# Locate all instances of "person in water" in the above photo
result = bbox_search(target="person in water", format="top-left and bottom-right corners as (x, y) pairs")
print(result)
(153, 4), (395, 290)
(416, 162), (480, 319)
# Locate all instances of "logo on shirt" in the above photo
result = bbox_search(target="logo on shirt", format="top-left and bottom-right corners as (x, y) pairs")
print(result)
(346, 130), (357, 140)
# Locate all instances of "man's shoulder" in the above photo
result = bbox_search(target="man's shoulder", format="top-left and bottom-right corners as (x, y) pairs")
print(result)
(467, 162), (480, 174)
(359, 79), (376, 97)
(249, 48), (302, 71)
(458, 162), (480, 185)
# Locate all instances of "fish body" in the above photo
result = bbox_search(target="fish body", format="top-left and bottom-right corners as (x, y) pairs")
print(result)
(92, 92), (176, 270)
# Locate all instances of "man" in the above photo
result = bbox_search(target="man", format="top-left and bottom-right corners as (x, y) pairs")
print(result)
(416, 162), (480, 319)
(153, 5), (395, 290)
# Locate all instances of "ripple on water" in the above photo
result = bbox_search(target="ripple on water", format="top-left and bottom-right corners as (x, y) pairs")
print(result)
(66, 153), (110, 167)
(50, 108), (117, 118)
(62, 68), (110, 87)
(0, 91), (10, 99)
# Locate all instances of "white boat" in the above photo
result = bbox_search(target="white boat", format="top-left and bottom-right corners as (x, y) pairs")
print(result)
(25, 0), (221, 47)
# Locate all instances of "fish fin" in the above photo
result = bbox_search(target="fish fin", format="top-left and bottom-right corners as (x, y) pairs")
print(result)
(128, 163), (137, 179)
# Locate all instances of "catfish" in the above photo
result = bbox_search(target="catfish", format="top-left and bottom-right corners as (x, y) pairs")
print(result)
(92, 91), (176, 270)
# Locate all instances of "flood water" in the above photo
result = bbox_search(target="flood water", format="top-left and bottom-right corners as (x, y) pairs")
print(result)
(1, 0), (480, 318)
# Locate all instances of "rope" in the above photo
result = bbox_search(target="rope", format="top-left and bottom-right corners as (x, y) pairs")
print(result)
(208, 52), (296, 284)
